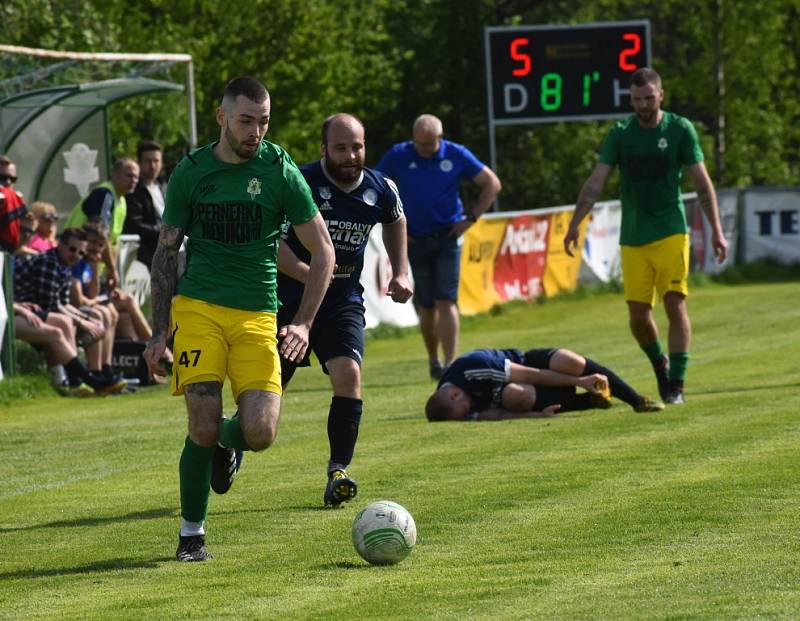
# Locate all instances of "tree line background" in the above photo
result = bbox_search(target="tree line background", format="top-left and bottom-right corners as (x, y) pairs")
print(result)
(1, 0), (798, 212)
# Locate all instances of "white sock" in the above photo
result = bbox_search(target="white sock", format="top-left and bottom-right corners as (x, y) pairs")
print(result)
(180, 519), (205, 537)
(48, 365), (67, 386)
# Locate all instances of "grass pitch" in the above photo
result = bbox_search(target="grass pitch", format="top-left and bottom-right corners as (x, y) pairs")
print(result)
(1, 281), (799, 620)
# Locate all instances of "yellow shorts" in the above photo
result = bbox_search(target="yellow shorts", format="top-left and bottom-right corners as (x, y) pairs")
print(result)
(621, 234), (689, 306)
(170, 295), (282, 402)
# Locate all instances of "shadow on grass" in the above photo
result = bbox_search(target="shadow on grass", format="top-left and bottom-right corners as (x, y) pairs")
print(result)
(692, 381), (800, 397)
(318, 561), (372, 570)
(0, 557), (174, 580)
(282, 385), (333, 395)
(0, 508), (175, 533)
(361, 380), (429, 391)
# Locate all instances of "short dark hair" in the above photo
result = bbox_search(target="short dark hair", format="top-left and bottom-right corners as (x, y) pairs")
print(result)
(222, 76), (269, 106)
(137, 140), (162, 160)
(425, 392), (450, 422)
(60, 227), (87, 244)
(82, 220), (109, 242)
(630, 67), (662, 88)
(112, 157), (136, 173)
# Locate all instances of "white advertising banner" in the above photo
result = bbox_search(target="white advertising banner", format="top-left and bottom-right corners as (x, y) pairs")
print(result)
(360, 224), (418, 329)
(742, 188), (800, 264)
(581, 200), (622, 283)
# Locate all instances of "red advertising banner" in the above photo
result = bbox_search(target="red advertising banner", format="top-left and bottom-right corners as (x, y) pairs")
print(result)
(492, 213), (550, 302)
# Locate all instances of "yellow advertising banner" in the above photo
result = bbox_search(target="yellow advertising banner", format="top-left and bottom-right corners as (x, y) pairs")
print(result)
(457, 208), (588, 315)
(458, 218), (508, 315)
(542, 210), (588, 297)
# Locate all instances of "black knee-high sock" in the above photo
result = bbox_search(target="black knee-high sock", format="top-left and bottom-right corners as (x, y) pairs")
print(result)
(328, 396), (363, 471)
(536, 386), (593, 412)
(582, 358), (640, 406)
(64, 356), (106, 389)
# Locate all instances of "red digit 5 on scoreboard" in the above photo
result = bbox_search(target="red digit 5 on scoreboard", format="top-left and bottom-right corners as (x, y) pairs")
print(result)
(510, 37), (531, 77)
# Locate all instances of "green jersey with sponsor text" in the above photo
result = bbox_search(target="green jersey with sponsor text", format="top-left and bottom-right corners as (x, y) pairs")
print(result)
(164, 141), (318, 312)
(598, 111), (705, 246)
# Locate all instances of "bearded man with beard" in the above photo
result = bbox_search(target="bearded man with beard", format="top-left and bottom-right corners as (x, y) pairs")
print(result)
(563, 67), (728, 407)
(276, 113), (412, 508)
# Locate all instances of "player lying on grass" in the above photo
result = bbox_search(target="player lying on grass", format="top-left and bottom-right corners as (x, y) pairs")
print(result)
(425, 347), (664, 421)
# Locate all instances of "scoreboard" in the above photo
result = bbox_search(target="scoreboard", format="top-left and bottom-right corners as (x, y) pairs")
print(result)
(485, 21), (652, 124)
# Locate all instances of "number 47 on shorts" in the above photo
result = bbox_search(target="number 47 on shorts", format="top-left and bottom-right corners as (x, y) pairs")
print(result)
(179, 349), (201, 368)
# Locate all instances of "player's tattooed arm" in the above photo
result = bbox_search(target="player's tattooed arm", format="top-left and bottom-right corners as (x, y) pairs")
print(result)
(150, 224), (184, 337)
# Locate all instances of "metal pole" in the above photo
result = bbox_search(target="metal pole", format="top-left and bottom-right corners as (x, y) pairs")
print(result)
(484, 27), (499, 211)
(186, 59), (198, 148)
(1, 253), (17, 377)
(714, 0), (726, 184)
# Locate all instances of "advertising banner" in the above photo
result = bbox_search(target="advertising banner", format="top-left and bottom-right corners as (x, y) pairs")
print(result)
(359, 224), (418, 328)
(687, 190), (738, 274)
(459, 218), (507, 315)
(543, 209), (586, 296)
(741, 188), (800, 264)
(581, 200), (622, 283)
(492, 213), (550, 304)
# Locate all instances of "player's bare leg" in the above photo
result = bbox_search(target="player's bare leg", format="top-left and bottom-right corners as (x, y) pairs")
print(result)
(210, 391), (279, 496)
(419, 306), (443, 379)
(627, 301), (659, 347)
(237, 389), (281, 451)
(435, 299), (459, 369)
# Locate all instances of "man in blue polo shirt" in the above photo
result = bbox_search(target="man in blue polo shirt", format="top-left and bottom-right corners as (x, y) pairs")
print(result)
(375, 114), (501, 380)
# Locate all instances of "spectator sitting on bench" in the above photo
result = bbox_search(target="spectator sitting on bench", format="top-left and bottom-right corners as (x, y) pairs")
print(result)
(15, 211), (39, 258)
(27, 201), (59, 252)
(70, 222), (123, 388)
(13, 301), (101, 397)
(73, 221), (171, 381)
(13, 226), (126, 395)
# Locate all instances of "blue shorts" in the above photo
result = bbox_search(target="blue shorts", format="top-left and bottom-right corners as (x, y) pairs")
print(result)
(407, 232), (461, 308)
(278, 298), (366, 380)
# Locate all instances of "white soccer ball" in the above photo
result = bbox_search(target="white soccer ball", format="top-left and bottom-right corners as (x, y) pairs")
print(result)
(351, 500), (417, 565)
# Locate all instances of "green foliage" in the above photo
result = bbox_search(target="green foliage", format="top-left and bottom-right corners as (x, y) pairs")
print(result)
(1, 0), (798, 206)
(1, 283), (800, 619)
(0, 372), (53, 406)
(711, 258), (800, 284)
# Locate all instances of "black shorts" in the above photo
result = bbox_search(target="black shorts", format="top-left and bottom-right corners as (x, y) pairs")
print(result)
(521, 348), (574, 409)
(522, 348), (558, 369)
(278, 299), (366, 376)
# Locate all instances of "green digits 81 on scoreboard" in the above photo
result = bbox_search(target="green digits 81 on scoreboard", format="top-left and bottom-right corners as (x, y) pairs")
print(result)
(484, 21), (651, 124)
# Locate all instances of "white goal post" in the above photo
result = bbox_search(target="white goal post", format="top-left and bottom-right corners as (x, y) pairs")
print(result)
(0, 43), (197, 147)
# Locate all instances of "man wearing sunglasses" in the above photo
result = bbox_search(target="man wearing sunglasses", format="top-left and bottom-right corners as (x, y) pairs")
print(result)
(0, 155), (28, 254)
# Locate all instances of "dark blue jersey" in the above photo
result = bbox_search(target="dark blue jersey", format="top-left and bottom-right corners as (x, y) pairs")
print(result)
(278, 160), (403, 310)
(439, 349), (525, 412)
